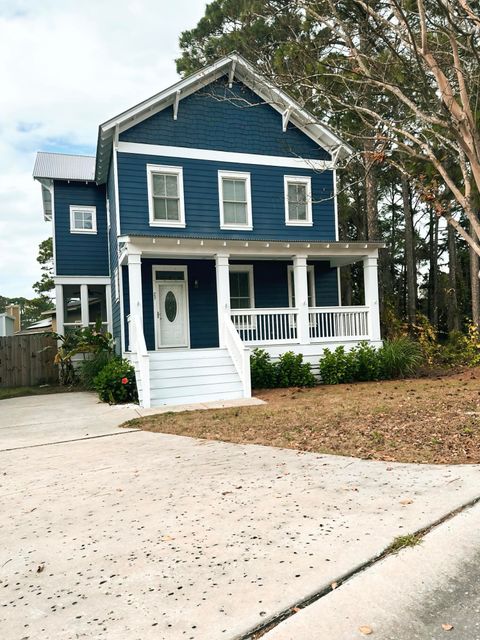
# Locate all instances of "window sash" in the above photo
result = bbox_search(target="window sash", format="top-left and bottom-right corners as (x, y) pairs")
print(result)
(70, 206), (96, 233)
(284, 177), (312, 225)
(229, 269), (253, 309)
(288, 267), (316, 308)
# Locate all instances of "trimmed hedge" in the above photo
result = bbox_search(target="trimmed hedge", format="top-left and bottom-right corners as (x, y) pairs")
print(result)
(250, 349), (315, 389)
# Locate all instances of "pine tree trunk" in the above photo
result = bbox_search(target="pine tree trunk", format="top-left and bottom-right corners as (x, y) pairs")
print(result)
(364, 141), (379, 241)
(470, 223), (480, 327)
(428, 208), (439, 327)
(447, 225), (460, 332)
(401, 175), (416, 324)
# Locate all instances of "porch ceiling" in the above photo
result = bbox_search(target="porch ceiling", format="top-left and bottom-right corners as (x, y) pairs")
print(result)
(119, 235), (384, 266)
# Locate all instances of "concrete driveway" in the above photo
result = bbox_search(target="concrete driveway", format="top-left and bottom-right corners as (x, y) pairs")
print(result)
(1, 392), (480, 640)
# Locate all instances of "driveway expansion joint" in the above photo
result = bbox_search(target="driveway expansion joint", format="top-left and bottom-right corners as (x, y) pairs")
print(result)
(0, 428), (141, 453)
(238, 493), (480, 640)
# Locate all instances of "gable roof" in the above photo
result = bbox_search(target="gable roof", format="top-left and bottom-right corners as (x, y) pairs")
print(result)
(33, 152), (96, 182)
(95, 52), (351, 184)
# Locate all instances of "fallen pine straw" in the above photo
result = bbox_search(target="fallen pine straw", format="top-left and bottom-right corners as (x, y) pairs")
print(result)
(124, 368), (480, 464)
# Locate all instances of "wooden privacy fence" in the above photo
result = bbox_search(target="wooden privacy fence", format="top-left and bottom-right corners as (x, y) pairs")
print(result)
(0, 334), (58, 387)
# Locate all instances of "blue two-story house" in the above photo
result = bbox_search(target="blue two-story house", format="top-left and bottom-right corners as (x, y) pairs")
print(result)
(33, 53), (383, 408)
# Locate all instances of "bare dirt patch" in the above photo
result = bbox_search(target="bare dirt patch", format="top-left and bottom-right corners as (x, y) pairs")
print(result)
(126, 368), (480, 464)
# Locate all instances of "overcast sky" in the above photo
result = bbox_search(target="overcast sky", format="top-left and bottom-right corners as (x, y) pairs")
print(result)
(0, 0), (208, 298)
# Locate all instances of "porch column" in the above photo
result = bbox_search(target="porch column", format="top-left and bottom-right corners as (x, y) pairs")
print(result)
(293, 255), (310, 344)
(80, 284), (89, 327)
(127, 250), (143, 324)
(363, 255), (381, 342)
(55, 284), (64, 335)
(215, 253), (230, 347)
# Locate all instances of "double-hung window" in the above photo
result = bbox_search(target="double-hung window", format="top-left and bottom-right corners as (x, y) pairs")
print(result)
(70, 206), (97, 234)
(229, 265), (254, 310)
(147, 164), (185, 227)
(219, 171), (252, 230)
(284, 176), (313, 226)
(287, 265), (316, 308)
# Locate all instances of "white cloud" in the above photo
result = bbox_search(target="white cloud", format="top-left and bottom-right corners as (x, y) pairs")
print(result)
(0, 0), (207, 297)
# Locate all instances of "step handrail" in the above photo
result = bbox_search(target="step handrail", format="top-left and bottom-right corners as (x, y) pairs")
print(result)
(223, 312), (251, 398)
(127, 314), (151, 408)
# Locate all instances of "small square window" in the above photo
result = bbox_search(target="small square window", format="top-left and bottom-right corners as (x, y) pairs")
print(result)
(147, 165), (185, 227)
(70, 206), (97, 234)
(284, 176), (313, 226)
(219, 171), (252, 230)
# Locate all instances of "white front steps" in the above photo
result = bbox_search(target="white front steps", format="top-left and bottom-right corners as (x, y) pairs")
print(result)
(147, 348), (244, 407)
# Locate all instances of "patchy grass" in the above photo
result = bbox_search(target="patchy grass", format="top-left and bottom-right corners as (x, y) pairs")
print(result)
(386, 534), (422, 554)
(0, 385), (69, 401)
(126, 367), (480, 464)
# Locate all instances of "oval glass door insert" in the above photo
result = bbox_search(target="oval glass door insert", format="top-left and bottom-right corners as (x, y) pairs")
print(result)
(165, 291), (177, 322)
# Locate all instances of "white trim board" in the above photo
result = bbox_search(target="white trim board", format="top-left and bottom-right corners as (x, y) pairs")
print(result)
(54, 276), (111, 285)
(117, 141), (333, 171)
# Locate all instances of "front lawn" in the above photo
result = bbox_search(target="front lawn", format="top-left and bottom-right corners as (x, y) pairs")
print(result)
(0, 385), (69, 401)
(125, 368), (480, 464)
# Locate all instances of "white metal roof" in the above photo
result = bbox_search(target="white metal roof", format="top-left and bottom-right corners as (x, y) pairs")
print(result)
(33, 152), (96, 181)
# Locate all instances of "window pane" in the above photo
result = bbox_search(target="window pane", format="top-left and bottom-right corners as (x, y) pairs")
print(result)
(230, 271), (251, 309)
(153, 198), (167, 220)
(223, 179), (236, 201)
(165, 174), (178, 197)
(296, 203), (307, 220)
(166, 198), (179, 220)
(63, 285), (81, 325)
(88, 285), (107, 324)
(152, 174), (166, 197)
(233, 179), (246, 202)
(233, 202), (247, 224)
(223, 202), (237, 224)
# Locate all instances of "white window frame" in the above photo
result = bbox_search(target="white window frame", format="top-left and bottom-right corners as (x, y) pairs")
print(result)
(287, 265), (316, 308)
(284, 176), (313, 226)
(218, 170), (253, 230)
(70, 205), (97, 234)
(147, 164), (186, 228)
(229, 264), (255, 309)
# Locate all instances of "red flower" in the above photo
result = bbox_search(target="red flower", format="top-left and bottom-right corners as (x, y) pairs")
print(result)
(121, 377), (128, 385)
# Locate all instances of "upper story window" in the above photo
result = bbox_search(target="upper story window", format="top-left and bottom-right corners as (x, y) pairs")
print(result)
(218, 171), (252, 230)
(284, 176), (313, 226)
(70, 205), (97, 234)
(147, 164), (185, 227)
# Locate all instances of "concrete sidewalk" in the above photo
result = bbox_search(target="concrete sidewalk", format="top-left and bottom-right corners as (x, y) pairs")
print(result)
(263, 501), (480, 640)
(1, 392), (480, 639)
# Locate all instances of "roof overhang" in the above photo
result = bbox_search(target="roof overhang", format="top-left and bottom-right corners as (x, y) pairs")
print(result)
(95, 53), (353, 184)
(118, 235), (384, 267)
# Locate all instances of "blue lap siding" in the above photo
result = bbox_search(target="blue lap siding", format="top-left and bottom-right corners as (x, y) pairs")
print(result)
(53, 180), (109, 276)
(120, 79), (330, 161)
(117, 152), (336, 241)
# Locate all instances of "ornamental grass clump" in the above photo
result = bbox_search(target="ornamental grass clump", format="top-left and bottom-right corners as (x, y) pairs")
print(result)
(93, 358), (138, 404)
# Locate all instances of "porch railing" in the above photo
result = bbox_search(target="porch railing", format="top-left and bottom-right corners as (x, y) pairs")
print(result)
(223, 314), (251, 398)
(127, 314), (151, 408)
(229, 306), (370, 345)
(230, 308), (299, 344)
(309, 306), (370, 341)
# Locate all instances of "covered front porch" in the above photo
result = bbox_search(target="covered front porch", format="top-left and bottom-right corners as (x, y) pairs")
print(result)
(121, 236), (383, 407)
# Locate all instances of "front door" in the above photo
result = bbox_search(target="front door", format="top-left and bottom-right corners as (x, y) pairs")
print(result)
(156, 281), (188, 347)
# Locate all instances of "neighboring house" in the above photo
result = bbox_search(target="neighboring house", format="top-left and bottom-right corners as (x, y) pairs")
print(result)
(33, 53), (383, 408)
(0, 314), (15, 337)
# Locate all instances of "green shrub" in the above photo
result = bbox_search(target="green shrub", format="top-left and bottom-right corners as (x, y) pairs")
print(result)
(379, 337), (423, 379)
(318, 346), (356, 384)
(93, 358), (138, 404)
(78, 351), (114, 390)
(250, 348), (277, 388)
(276, 351), (316, 388)
(354, 342), (381, 381)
